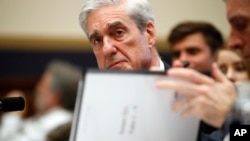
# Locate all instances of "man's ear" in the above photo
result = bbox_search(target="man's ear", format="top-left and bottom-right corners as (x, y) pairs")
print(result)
(145, 21), (156, 48)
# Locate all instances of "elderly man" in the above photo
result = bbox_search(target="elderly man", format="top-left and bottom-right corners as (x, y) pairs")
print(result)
(79, 0), (170, 71)
(0, 60), (82, 141)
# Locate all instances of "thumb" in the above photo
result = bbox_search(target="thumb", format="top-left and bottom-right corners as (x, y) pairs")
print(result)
(212, 62), (228, 82)
(172, 60), (184, 68)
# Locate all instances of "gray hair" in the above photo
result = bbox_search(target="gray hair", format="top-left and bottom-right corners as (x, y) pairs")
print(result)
(79, 0), (154, 35)
(45, 60), (82, 111)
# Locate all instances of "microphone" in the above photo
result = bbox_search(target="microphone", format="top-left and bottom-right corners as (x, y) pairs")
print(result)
(0, 97), (25, 112)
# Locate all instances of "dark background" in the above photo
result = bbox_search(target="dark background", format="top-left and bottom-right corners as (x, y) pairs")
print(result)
(0, 48), (172, 96)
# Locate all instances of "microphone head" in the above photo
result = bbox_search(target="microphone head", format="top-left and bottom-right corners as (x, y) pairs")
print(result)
(0, 97), (25, 112)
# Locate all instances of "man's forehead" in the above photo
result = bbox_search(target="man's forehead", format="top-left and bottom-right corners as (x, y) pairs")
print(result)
(227, 0), (250, 14)
(88, 21), (125, 38)
(227, 7), (250, 26)
(86, 8), (127, 33)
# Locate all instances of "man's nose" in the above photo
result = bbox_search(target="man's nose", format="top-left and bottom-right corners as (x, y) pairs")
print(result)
(103, 37), (117, 56)
(228, 30), (244, 50)
(179, 53), (189, 63)
(172, 54), (190, 68)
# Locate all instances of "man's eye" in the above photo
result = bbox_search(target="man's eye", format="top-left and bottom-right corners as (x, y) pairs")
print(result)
(114, 29), (124, 38)
(231, 18), (249, 31)
(235, 63), (246, 72)
(92, 37), (102, 45)
(187, 48), (199, 55)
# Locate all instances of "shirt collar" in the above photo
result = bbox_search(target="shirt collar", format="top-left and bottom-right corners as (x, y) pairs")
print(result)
(159, 59), (165, 71)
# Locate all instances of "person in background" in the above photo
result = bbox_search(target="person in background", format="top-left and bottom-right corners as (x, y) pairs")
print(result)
(1, 60), (82, 141)
(157, 0), (250, 140)
(224, 0), (250, 133)
(214, 48), (250, 141)
(167, 21), (225, 140)
(34, 60), (81, 114)
(214, 48), (250, 83)
(226, 0), (250, 65)
(167, 21), (224, 71)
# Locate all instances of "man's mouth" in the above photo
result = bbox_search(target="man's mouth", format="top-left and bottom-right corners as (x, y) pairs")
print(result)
(107, 61), (125, 69)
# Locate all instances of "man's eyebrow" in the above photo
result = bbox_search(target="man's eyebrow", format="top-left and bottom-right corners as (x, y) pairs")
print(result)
(89, 31), (99, 41)
(185, 46), (200, 50)
(229, 16), (239, 22)
(229, 15), (249, 22)
(107, 21), (124, 30)
(88, 21), (124, 40)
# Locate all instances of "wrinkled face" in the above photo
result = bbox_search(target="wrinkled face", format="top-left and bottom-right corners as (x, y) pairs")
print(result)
(171, 33), (213, 71)
(227, 0), (250, 64)
(85, 4), (156, 70)
(216, 50), (249, 83)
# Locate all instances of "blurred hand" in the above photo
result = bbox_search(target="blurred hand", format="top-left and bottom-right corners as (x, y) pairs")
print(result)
(156, 63), (236, 128)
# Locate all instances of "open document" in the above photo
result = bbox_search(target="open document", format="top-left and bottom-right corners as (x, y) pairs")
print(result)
(70, 70), (200, 141)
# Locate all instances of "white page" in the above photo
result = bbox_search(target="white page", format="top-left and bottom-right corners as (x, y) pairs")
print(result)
(71, 70), (200, 141)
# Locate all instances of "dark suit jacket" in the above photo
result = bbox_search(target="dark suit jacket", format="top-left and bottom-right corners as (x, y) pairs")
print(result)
(163, 61), (171, 71)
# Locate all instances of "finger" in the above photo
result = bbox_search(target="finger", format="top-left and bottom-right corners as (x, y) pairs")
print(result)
(172, 60), (183, 68)
(181, 104), (203, 119)
(172, 97), (192, 112)
(156, 79), (203, 97)
(180, 96), (214, 119)
(211, 63), (228, 83)
(173, 95), (211, 113)
(167, 68), (214, 85)
(182, 104), (226, 128)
